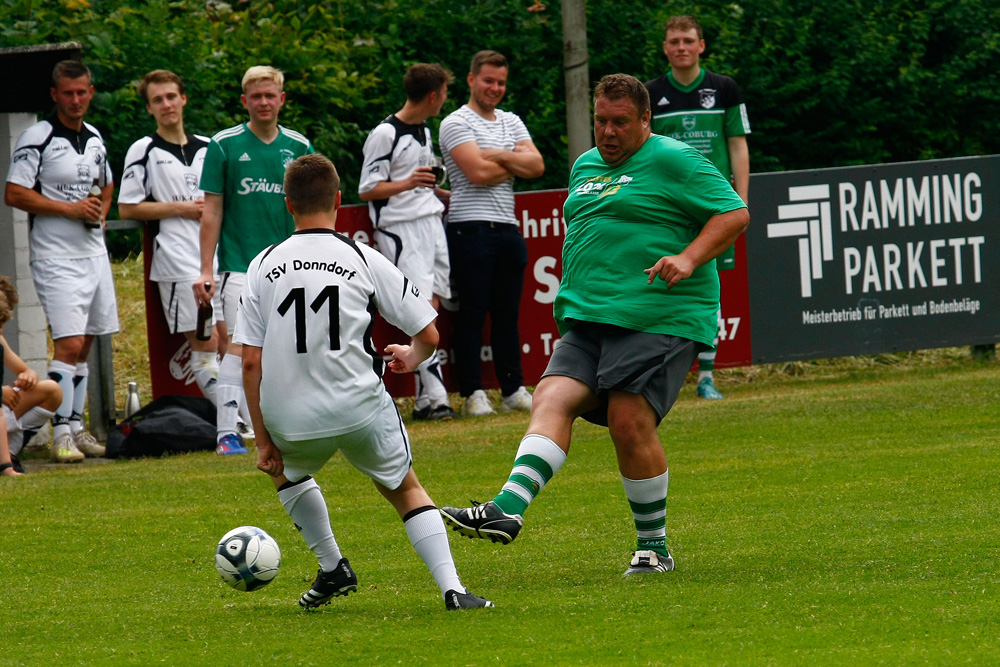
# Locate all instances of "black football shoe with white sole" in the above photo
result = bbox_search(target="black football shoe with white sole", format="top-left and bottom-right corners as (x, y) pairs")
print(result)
(299, 558), (358, 608)
(440, 500), (523, 544)
(444, 589), (494, 610)
(623, 549), (675, 575)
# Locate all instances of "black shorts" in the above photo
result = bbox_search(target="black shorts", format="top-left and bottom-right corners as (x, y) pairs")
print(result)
(542, 322), (701, 426)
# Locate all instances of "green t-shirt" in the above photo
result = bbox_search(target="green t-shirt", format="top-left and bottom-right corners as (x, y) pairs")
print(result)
(200, 123), (314, 273)
(556, 134), (746, 347)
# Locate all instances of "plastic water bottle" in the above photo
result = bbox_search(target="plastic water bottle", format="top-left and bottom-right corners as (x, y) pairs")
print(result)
(125, 382), (141, 418)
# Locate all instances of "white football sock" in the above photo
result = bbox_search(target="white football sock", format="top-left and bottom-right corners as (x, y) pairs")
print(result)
(404, 506), (464, 596)
(191, 350), (219, 405)
(414, 352), (448, 411)
(216, 354), (242, 438)
(278, 477), (343, 572)
(47, 360), (75, 439)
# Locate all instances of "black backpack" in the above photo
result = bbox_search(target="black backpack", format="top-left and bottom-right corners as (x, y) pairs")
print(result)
(106, 395), (217, 459)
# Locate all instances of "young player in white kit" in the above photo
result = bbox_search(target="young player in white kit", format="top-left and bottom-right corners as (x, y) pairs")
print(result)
(235, 154), (492, 610)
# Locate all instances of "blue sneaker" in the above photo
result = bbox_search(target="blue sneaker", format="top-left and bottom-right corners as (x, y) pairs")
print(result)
(696, 377), (724, 400)
(216, 433), (248, 456)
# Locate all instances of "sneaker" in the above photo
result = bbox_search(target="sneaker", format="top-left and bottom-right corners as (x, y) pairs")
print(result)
(499, 386), (532, 412)
(236, 421), (255, 440)
(462, 390), (495, 417)
(440, 500), (522, 544)
(51, 433), (85, 463)
(696, 376), (724, 400)
(73, 430), (106, 457)
(413, 404), (459, 421)
(299, 558), (358, 609)
(215, 433), (248, 456)
(624, 549), (675, 575)
(444, 589), (494, 610)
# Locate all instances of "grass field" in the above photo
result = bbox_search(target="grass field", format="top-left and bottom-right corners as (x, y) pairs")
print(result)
(2, 259), (998, 665)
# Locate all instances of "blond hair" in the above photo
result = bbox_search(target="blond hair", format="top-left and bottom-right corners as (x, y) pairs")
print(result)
(241, 66), (284, 93)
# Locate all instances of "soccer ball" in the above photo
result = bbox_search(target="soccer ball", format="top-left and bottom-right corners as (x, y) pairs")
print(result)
(214, 526), (281, 592)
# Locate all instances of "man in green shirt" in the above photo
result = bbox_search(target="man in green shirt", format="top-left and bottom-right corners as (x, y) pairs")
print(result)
(441, 74), (749, 576)
(645, 15), (751, 399)
(195, 65), (314, 455)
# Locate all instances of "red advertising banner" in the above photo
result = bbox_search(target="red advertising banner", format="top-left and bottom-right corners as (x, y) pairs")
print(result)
(144, 190), (752, 399)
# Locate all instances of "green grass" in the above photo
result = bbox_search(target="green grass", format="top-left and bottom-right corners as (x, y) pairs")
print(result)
(3, 355), (998, 665)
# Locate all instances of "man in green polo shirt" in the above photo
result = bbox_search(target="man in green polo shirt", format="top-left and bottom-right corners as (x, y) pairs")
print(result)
(441, 74), (749, 576)
(195, 65), (314, 455)
(645, 15), (751, 399)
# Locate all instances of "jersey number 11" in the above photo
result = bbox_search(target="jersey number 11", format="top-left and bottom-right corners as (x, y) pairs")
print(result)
(277, 286), (341, 353)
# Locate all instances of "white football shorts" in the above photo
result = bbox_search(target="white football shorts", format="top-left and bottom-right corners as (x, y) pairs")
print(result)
(274, 391), (412, 489)
(373, 214), (451, 300)
(218, 271), (246, 329)
(157, 278), (224, 335)
(30, 255), (119, 339)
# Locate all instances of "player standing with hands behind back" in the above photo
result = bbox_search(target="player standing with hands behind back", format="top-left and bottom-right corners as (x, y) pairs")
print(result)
(645, 15), (751, 400)
(194, 66), (314, 456)
(236, 154), (492, 611)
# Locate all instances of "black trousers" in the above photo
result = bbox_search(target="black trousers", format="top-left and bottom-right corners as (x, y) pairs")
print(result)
(446, 221), (528, 397)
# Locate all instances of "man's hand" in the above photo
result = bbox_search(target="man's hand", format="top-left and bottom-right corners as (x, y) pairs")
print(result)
(14, 368), (38, 391)
(194, 274), (215, 304)
(256, 432), (284, 478)
(179, 198), (205, 221)
(645, 254), (698, 288)
(385, 343), (423, 374)
(406, 167), (437, 190)
(72, 197), (103, 223)
(2, 386), (20, 410)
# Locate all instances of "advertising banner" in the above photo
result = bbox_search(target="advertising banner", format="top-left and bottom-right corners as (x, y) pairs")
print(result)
(746, 155), (1000, 363)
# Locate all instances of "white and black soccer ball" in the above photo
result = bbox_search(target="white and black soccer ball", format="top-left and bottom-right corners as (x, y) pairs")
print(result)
(215, 526), (281, 592)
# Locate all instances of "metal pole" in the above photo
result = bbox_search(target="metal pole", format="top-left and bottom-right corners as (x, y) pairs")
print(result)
(562, 0), (592, 170)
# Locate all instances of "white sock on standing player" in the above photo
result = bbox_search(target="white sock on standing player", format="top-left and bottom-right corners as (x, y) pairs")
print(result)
(69, 362), (89, 435)
(47, 360), (75, 439)
(216, 353), (242, 439)
(190, 350), (219, 405)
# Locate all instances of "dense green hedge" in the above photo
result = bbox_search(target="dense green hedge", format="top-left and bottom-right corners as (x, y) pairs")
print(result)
(3, 0), (998, 257)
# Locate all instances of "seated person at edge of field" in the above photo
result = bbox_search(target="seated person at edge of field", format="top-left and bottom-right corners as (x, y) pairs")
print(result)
(234, 154), (493, 611)
(0, 279), (63, 473)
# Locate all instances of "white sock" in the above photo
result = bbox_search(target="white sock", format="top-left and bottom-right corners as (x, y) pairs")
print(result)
(15, 407), (55, 455)
(496, 434), (567, 516)
(404, 506), (464, 596)
(621, 470), (669, 554)
(216, 354), (242, 438)
(414, 352), (448, 411)
(278, 477), (343, 572)
(191, 350), (219, 405)
(47, 360), (75, 439)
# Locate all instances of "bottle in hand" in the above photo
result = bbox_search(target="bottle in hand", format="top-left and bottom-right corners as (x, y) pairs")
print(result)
(196, 282), (213, 341)
(83, 178), (102, 228)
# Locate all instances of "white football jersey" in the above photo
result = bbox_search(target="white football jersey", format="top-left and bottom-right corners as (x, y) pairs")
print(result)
(234, 229), (436, 440)
(6, 117), (114, 261)
(118, 133), (213, 281)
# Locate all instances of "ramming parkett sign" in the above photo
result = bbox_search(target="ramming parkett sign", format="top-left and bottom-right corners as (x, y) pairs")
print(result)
(746, 155), (999, 363)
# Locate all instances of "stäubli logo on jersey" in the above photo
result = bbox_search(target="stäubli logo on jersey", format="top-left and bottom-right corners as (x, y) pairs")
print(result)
(237, 178), (284, 195)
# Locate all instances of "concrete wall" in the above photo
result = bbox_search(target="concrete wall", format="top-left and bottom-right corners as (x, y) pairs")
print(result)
(0, 112), (48, 382)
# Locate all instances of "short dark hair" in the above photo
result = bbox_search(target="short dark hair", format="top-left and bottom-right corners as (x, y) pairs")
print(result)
(138, 69), (185, 103)
(0, 275), (18, 310)
(470, 50), (508, 77)
(665, 15), (704, 40)
(403, 63), (453, 102)
(593, 74), (650, 119)
(284, 154), (340, 215)
(52, 60), (91, 87)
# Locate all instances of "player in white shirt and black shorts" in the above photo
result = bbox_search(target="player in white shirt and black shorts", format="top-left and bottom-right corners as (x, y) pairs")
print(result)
(4, 60), (116, 463)
(359, 63), (457, 422)
(118, 70), (225, 407)
(235, 153), (491, 611)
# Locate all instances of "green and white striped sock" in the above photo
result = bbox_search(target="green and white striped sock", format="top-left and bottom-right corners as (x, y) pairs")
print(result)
(622, 471), (669, 557)
(491, 434), (566, 517)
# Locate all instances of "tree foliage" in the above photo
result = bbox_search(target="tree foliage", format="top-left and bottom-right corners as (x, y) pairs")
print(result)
(2, 0), (997, 257)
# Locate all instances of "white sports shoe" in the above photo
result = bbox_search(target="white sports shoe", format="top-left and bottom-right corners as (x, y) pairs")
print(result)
(51, 433), (85, 463)
(73, 430), (106, 457)
(462, 390), (495, 417)
(499, 386), (532, 412)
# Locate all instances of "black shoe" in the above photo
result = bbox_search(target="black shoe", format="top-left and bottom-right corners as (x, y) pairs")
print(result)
(412, 404), (459, 421)
(299, 558), (358, 608)
(440, 500), (523, 545)
(623, 549), (675, 575)
(10, 453), (24, 474)
(444, 589), (494, 610)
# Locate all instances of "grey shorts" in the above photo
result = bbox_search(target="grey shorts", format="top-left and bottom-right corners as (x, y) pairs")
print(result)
(542, 322), (701, 426)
